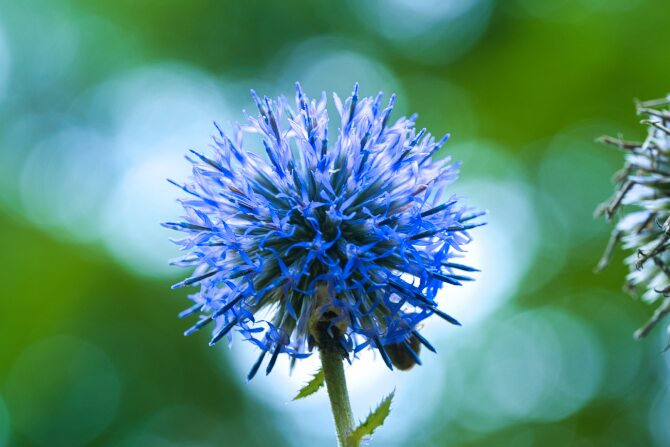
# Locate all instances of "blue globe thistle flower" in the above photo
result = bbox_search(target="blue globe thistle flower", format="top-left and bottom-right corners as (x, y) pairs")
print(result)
(597, 95), (670, 344)
(164, 83), (484, 379)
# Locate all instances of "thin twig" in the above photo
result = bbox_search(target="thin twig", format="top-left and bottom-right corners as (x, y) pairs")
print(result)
(634, 297), (670, 339)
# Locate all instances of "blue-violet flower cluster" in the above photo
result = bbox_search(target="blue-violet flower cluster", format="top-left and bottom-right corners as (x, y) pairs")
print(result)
(164, 84), (483, 379)
(597, 95), (670, 344)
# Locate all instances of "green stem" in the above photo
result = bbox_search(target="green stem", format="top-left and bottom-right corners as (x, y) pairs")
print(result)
(320, 349), (356, 447)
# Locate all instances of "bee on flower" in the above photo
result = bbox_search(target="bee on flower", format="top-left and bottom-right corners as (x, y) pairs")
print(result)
(164, 83), (484, 379)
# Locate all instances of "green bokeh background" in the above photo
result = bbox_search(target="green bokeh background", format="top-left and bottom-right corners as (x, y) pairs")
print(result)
(1, 1), (669, 446)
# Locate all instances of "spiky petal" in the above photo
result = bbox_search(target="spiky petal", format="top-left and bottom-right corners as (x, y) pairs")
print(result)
(597, 95), (670, 342)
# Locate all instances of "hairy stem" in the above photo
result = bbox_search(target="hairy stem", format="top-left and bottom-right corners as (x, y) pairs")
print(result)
(320, 349), (356, 447)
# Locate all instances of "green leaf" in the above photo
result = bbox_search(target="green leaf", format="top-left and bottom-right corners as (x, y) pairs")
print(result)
(348, 391), (395, 445)
(292, 368), (325, 401)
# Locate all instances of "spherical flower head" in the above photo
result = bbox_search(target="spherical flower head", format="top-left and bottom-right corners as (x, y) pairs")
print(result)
(597, 95), (670, 345)
(164, 83), (484, 379)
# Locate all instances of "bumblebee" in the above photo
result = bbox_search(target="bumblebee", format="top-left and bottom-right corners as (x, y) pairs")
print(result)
(384, 334), (423, 371)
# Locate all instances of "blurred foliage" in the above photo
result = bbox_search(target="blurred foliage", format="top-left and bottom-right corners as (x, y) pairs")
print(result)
(0, 212), (286, 446)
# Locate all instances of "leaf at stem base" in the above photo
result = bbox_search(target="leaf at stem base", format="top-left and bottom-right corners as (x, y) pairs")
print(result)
(292, 368), (325, 401)
(348, 391), (395, 445)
